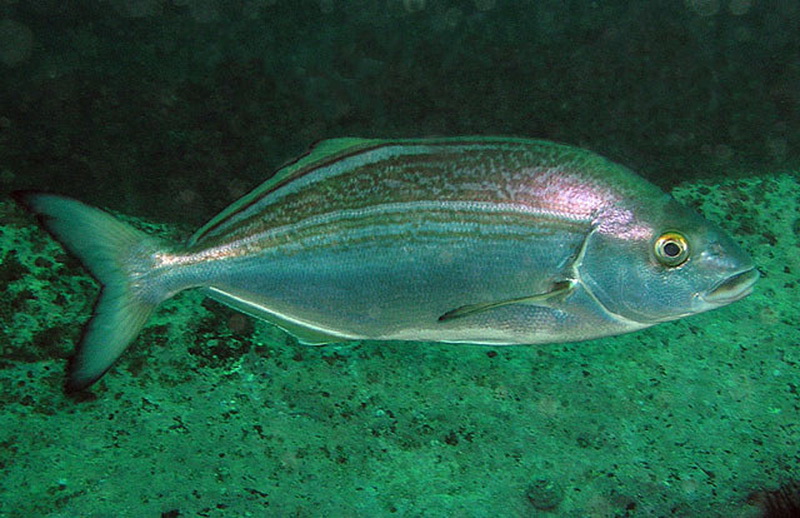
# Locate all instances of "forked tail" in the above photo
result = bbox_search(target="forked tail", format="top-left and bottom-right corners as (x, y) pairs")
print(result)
(14, 191), (175, 392)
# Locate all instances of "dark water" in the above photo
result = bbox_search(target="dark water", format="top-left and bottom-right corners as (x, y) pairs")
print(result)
(1, 1), (798, 516)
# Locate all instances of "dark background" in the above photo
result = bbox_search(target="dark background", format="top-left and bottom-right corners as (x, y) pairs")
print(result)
(1, 0), (798, 227)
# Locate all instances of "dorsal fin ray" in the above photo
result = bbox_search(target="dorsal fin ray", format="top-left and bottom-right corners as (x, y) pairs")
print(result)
(189, 138), (377, 245)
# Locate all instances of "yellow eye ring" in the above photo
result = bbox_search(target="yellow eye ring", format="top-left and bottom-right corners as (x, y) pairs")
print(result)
(654, 231), (690, 267)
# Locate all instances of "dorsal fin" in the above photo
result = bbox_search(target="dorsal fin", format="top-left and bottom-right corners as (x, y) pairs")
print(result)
(266, 137), (378, 187)
(189, 137), (377, 245)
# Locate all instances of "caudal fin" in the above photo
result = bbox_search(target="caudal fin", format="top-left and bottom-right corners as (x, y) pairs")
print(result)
(14, 191), (170, 392)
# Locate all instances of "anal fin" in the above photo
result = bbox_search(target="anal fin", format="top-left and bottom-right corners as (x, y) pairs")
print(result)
(204, 287), (350, 345)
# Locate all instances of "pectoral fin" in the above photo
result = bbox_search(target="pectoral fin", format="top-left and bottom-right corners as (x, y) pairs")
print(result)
(438, 280), (575, 322)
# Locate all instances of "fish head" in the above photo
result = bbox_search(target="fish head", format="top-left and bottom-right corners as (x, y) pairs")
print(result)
(578, 195), (758, 326)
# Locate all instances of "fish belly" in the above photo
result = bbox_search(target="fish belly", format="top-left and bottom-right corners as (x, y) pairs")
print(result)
(200, 222), (611, 345)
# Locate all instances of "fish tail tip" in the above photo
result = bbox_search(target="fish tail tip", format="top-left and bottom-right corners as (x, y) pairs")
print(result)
(13, 189), (68, 210)
(67, 289), (156, 391)
(12, 189), (49, 215)
(11, 188), (34, 204)
(64, 366), (98, 394)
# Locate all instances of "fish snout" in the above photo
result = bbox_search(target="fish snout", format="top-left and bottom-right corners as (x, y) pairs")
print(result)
(701, 267), (759, 305)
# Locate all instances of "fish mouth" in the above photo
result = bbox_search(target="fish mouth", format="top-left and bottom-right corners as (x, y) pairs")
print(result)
(702, 268), (759, 305)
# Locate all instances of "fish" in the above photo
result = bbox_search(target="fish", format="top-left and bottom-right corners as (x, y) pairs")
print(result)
(13, 137), (759, 391)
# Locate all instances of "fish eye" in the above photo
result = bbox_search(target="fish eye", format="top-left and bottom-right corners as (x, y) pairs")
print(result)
(654, 231), (690, 267)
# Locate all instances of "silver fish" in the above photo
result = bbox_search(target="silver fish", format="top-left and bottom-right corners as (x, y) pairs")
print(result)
(14, 137), (758, 391)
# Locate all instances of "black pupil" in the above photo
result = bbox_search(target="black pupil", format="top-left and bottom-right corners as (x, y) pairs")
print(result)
(663, 241), (681, 257)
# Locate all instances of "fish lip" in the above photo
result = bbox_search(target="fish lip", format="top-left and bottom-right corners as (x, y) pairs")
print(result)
(702, 267), (759, 305)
